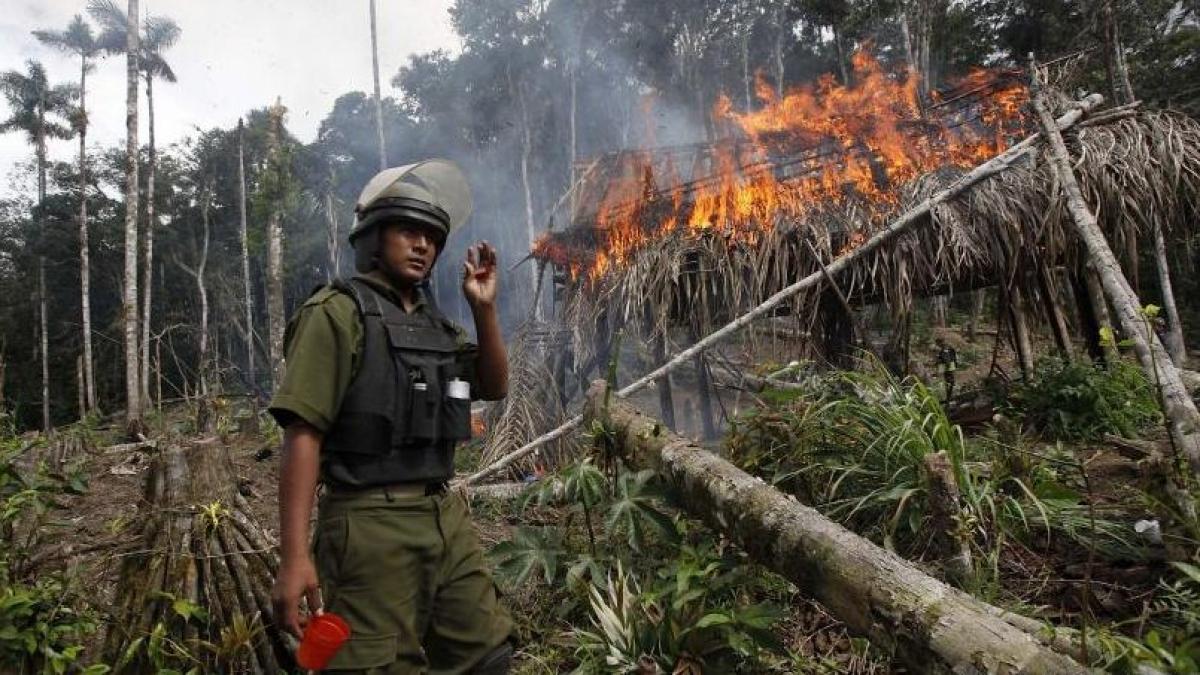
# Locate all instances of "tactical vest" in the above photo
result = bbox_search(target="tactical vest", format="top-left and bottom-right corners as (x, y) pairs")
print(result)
(321, 278), (474, 487)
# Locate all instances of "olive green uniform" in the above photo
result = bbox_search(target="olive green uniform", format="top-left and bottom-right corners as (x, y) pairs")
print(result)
(269, 271), (512, 674)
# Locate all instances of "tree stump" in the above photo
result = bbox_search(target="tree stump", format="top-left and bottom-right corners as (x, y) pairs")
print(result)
(923, 452), (974, 585)
(103, 438), (294, 673)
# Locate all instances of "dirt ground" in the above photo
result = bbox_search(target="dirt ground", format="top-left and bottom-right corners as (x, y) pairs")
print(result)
(20, 319), (1176, 672)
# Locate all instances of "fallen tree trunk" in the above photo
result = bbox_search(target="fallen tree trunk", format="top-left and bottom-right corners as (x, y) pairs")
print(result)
(103, 438), (293, 673)
(1031, 89), (1200, 474)
(464, 94), (1105, 486)
(582, 381), (1086, 674)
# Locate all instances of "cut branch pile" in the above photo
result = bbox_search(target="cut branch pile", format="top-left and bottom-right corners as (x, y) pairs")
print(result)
(103, 438), (292, 673)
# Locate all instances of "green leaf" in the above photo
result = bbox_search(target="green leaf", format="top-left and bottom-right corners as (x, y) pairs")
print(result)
(1171, 562), (1200, 586)
(694, 612), (733, 628)
(171, 597), (207, 623)
(605, 470), (678, 552)
(489, 526), (564, 587)
(114, 636), (145, 670)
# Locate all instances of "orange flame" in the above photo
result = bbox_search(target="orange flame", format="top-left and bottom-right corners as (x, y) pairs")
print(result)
(540, 50), (1029, 282)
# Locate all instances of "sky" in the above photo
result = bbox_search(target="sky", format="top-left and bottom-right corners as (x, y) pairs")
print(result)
(0, 0), (460, 198)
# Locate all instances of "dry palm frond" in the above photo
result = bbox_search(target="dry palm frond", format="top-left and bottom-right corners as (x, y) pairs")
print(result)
(478, 322), (580, 478)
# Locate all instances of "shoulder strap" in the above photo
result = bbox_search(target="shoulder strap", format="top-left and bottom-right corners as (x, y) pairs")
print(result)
(416, 281), (459, 333)
(330, 277), (384, 318)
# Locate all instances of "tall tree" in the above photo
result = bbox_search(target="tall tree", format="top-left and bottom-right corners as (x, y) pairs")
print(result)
(178, 182), (212, 397)
(90, 0), (180, 409)
(33, 16), (103, 415)
(88, 0), (144, 431)
(122, 0), (142, 434)
(507, 64), (541, 319)
(138, 16), (181, 408)
(369, 0), (388, 170)
(264, 99), (289, 389)
(0, 60), (76, 431)
(237, 118), (255, 387)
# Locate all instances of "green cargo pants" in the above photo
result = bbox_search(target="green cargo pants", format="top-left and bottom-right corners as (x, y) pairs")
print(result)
(313, 486), (513, 674)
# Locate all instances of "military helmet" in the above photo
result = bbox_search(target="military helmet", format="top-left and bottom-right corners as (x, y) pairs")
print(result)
(349, 159), (473, 272)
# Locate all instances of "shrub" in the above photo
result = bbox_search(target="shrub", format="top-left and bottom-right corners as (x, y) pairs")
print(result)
(0, 435), (106, 674)
(0, 561), (106, 675)
(1008, 357), (1160, 440)
(727, 364), (971, 552)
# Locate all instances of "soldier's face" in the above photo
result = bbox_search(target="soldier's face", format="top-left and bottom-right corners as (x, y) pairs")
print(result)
(379, 221), (440, 286)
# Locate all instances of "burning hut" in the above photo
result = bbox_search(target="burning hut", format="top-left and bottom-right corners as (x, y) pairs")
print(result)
(467, 58), (1200, 671)
(532, 56), (1195, 374)
(475, 52), (1200, 478)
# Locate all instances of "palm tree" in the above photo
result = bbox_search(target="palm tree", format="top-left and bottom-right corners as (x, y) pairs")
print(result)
(0, 61), (77, 432)
(0, 61), (76, 208)
(90, 0), (143, 434)
(91, 0), (179, 425)
(33, 15), (104, 416)
(1, 61), (77, 433)
(137, 17), (180, 408)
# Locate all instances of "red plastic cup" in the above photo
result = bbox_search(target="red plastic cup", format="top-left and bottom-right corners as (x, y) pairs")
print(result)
(296, 612), (351, 670)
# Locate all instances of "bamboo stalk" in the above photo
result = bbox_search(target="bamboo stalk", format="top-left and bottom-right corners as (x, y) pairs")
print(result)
(463, 93), (1105, 486)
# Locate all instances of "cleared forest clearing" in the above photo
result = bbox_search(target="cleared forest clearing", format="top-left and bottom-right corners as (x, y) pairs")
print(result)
(4, 1), (1200, 674)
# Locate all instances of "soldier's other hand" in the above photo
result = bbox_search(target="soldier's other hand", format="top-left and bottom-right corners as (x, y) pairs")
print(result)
(271, 555), (322, 639)
(463, 241), (499, 309)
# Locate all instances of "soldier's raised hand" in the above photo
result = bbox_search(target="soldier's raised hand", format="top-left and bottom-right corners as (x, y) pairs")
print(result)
(463, 241), (498, 309)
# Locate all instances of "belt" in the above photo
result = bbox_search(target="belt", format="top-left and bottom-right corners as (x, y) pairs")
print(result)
(327, 480), (449, 498)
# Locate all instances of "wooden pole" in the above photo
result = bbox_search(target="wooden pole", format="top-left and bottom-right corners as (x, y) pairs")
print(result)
(1152, 221), (1188, 368)
(1037, 264), (1073, 358)
(1009, 284), (1035, 376)
(462, 94), (1105, 486)
(1030, 82), (1200, 473)
(650, 325), (676, 431)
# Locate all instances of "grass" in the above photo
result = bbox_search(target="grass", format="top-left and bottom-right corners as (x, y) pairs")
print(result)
(726, 358), (1157, 577)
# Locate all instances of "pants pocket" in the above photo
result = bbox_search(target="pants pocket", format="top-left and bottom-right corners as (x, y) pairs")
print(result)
(325, 632), (398, 670)
(314, 516), (349, 586)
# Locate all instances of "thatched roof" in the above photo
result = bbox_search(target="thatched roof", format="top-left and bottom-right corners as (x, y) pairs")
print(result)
(533, 91), (1200, 369)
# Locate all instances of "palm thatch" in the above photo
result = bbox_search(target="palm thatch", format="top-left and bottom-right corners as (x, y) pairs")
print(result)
(544, 99), (1200, 372)
(477, 322), (581, 479)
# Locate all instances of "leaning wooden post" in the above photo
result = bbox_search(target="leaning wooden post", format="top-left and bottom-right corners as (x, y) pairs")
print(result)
(583, 381), (1087, 674)
(1030, 81), (1200, 474)
(1037, 264), (1073, 359)
(693, 352), (717, 440)
(644, 308), (677, 431)
(1151, 219), (1188, 368)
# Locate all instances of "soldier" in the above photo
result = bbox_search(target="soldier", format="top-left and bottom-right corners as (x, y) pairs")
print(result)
(269, 160), (513, 673)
